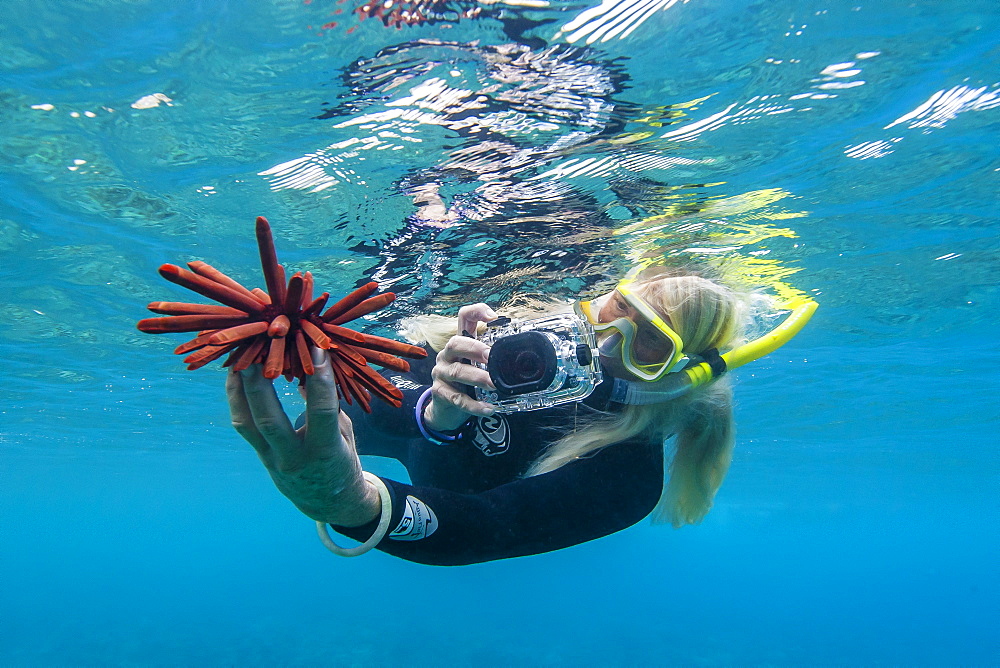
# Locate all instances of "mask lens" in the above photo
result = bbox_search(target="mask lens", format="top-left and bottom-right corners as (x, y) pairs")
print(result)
(629, 325), (676, 366)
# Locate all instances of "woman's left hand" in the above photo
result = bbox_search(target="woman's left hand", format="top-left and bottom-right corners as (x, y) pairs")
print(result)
(226, 347), (381, 527)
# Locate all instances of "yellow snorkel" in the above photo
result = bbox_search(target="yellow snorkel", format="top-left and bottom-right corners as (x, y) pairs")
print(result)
(680, 298), (818, 389)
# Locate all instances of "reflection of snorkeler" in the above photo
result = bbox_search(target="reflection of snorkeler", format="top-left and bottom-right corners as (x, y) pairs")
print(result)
(263, 36), (704, 306)
(324, 39), (656, 303)
(262, 38), (630, 301)
(410, 182), (461, 229)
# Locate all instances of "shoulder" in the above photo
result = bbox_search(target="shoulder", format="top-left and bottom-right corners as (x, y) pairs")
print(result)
(556, 436), (664, 512)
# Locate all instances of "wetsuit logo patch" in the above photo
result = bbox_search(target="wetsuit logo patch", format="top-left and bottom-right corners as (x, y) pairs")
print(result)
(470, 414), (510, 457)
(389, 495), (439, 541)
(390, 375), (422, 391)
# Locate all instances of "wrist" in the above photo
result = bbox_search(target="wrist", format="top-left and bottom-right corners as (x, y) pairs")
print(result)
(294, 462), (381, 527)
(416, 387), (468, 443)
(324, 479), (382, 527)
(423, 403), (465, 432)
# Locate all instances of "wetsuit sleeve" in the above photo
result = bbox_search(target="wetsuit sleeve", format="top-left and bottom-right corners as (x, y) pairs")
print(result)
(332, 438), (664, 566)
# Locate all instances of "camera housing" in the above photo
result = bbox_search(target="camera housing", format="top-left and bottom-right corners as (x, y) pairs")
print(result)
(475, 313), (603, 412)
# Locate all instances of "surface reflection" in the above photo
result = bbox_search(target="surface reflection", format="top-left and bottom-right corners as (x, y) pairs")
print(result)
(262, 38), (702, 309)
(261, 0), (836, 317)
(845, 82), (999, 160)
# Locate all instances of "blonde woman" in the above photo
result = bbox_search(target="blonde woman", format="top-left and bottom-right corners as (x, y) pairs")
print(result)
(227, 266), (748, 565)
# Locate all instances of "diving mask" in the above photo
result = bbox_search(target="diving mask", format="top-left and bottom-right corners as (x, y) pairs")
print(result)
(575, 274), (686, 382)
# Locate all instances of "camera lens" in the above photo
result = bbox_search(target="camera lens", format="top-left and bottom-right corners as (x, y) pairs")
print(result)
(487, 331), (558, 397)
(510, 349), (543, 383)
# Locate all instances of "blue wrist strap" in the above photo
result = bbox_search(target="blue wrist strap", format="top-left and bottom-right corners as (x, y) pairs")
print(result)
(415, 387), (463, 445)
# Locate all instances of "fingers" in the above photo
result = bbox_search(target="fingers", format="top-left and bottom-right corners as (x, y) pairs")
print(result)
(303, 348), (343, 455)
(457, 303), (498, 339)
(432, 354), (494, 390)
(430, 350), (495, 418)
(239, 363), (300, 471)
(226, 367), (271, 460)
(439, 334), (491, 365)
(433, 336), (495, 394)
(428, 317), (497, 419)
(430, 379), (495, 417)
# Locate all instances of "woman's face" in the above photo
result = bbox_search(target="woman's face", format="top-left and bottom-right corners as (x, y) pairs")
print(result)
(595, 290), (678, 375)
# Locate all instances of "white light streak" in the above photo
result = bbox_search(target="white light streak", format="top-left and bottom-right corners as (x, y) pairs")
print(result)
(555, 0), (688, 44)
(885, 85), (1000, 130)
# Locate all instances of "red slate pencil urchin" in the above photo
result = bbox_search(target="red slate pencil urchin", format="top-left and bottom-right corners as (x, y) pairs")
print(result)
(137, 216), (427, 412)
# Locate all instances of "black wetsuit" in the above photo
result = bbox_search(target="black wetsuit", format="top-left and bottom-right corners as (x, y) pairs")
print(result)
(333, 348), (664, 565)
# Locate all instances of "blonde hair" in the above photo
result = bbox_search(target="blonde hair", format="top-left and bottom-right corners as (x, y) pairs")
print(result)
(400, 269), (747, 528)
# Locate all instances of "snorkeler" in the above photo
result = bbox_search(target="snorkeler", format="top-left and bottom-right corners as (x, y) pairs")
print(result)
(227, 265), (815, 565)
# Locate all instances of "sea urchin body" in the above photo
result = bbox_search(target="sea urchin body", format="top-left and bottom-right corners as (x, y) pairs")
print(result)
(137, 216), (426, 412)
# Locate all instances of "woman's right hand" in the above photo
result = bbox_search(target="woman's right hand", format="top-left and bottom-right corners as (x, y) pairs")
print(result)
(227, 349), (380, 528)
(423, 303), (498, 432)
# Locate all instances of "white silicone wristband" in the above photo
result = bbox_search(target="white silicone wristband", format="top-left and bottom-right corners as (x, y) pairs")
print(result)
(316, 471), (393, 557)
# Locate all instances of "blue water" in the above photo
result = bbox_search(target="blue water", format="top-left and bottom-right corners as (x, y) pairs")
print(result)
(1, 0), (997, 665)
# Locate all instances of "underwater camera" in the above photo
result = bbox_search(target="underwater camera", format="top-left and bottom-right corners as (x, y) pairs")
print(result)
(475, 313), (603, 413)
